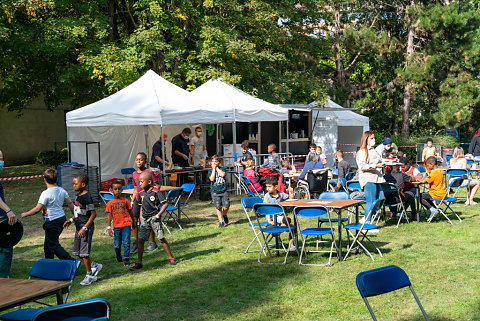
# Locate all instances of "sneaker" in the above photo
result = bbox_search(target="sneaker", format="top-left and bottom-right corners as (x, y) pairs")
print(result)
(369, 229), (380, 233)
(115, 251), (122, 263)
(129, 262), (143, 271)
(131, 241), (138, 254)
(471, 201), (478, 205)
(80, 273), (97, 286)
(428, 208), (438, 221)
(145, 242), (158, 253)
(218, 221), (225, 228)
(169, 257), (177, 265)
(359, 217), (366, 224)
(123, 258), (131, 266)
(223, 214), (229, 225)
(289, 246), (297, 252)
(91, 262), (102, 277)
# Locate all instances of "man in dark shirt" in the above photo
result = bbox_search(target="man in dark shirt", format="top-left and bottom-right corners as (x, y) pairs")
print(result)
(467, 128), (480, 157)
(334, 150), (351, 191)
(151, 133), (169, 170)
(384, 165), (418, 219)
(171, 128), (191, 168)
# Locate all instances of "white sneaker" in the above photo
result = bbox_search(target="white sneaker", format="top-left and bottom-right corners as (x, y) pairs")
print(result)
(465, 200), (471, 206)
(359, 217), (366, 224)
(369, 229), (380, 233)
(91, 262), (103, 277)
(471, 201), (478, 205)
(80, 273), (97, 286)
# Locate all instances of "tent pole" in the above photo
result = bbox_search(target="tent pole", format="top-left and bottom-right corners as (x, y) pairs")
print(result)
(286, 116), (290, 154)
(161, 125), (166, 185)
(232, 121), (237, 158)
(278, 121), (282, 153)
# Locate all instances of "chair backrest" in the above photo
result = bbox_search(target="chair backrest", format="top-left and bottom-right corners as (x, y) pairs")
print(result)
(318, 191), (349, 200)
(124, 183), (134, 189)
(293, 205), (329, 218)
(356, 265), (411, 298)
(234, 153), (239, 162)
(29, 259), (78, 281)
(446, 168), (468, 177)
(166, 188), (184, 200)
(242, 175), (252, 185)
(448, 177), (464, 189)
(121, 167), (135, 175)
(99, 191), (114, 201)
(241, 197), (263, 209)
(379, 182), (399, 194)
(346, 180), (362, 191)
(253, 203), (285, 217)
(345, 171), (355, 181)
(366, 198), (385, 223)
(32, 298), (110, 321)
(467, 159), (475, 166)
(180, 183), (195, 193)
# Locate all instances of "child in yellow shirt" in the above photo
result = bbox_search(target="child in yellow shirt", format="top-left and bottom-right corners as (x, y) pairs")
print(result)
(422, 138), (441, 164)
(419, 156), (447, 219)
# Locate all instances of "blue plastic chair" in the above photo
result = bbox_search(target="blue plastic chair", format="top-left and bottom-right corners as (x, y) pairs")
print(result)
(253, 203), (297, 264)
(121, 167), (135, 184)
(172, 183), (195, 222)
(0, 298), (111, 321)
(99, 191), (114, 206)
(162, 188), (184, 233)
(242, 176), (263, 197)
(345, 180), (365, 200)
(318, 192), (351, 226)
(241, 197), (269, 255)
(445, 168), (469, 200)
(122, 183), (134, 190)
(356, 265), (429, 321)
(343, 198), (385, 262)
(294, 206), (337, 266)
(428, 177), (463, 224)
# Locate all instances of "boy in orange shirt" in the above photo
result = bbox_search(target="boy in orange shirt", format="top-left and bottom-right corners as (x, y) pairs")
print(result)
(419, 156), (447, 220)
(106, 181), (135, 266)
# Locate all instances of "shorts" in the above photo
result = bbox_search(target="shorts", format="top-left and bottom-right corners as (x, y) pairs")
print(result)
(72, 224), (95, 258)
(211, 191), (230, 210)
(139, 217), (165, 241)
(132, 199), (141, 218)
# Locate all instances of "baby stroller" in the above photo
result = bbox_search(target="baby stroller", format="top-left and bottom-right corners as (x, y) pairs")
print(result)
(256, 167), (286, 193)
(294, 168), (329, 199)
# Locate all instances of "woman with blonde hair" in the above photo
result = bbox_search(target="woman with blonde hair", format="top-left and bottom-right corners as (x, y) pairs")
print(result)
(449, 146), (479, 205)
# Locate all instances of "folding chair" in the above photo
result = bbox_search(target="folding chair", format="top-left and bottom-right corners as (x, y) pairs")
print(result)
(345, 180), (365, 200)
(174, 183), (195, 221)
(356, 265), (429, 321)
(445, 168), (469, 201)
(121, 167), (135, 185)
(0, 298), (111, 321)
(428, 177), (463, 224)
(123, 183), (134, 190)
(379, 182), (409, 228)
(99, 191), (114, 206)
(294, 205), (338, 266)
(344, 198), (384, 262)
(318, 191), (352, 226)
(253, 203), (297, 264)
(241, 197), (269, 255)
(242, 176), (263, 197)
(162, 188), (184, 232)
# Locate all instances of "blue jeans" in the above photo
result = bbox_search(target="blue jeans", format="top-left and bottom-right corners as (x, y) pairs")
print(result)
(0, 247), (13, 278)
(364, 182), (385, 222)
(114, 226), (131, 259)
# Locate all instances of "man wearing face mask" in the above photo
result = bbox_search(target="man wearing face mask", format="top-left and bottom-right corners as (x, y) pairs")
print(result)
(190, 126), (206, 166)
(0, 150), (18, 277)
(171, 128), (191, 168)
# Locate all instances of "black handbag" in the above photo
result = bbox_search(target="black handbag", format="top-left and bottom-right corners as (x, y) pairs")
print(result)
(307, 163), (328, 193)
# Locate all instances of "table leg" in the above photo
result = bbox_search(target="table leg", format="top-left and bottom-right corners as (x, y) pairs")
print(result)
(337, 209), (342, 261)
(56, 292), (63, 305)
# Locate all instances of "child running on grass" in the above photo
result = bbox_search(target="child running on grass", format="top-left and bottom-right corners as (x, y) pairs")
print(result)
(130, 171), (176, 270)
(21, 169), (75, 261)
(106, 180), (135, 266)
(63, 174), (102, 286)
(209, 155), (230, 228)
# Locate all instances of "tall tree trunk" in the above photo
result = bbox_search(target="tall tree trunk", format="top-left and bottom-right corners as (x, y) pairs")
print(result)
(334, 1), (348, 107)
(108, 0), (119, 41)
(402, 1), (416, 137)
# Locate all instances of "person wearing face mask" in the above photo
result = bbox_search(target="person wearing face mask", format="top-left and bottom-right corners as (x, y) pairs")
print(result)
(171, 128), (191, 168)
(190, 126), (206, 166)
(356, 131), (385, 223)
(0, 150), (19, 277)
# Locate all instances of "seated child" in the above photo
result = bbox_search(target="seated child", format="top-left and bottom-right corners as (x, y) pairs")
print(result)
(106, 181), (136, 266)
(418, 156), (447, 220)
(280, 159), (296, 174)
(235, 141), (254, 171)
(21, 169), (75, 261)
(384, 165), (419, 220)
(130, 171), (176, 270)
(260, 144), (282, 171)
(400, 156), (422, 194)
(307, 143), (317, 162)
(63, 174), (102, 286)
(316, 146), (328, 166)
(243, 159), (262, 193)
(263, 176), (295, 250)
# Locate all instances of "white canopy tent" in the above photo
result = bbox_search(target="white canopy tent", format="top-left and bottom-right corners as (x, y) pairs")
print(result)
(66, 71), (288, 180)
(66, 70), (234, 180)
(190, 79), (288, 155)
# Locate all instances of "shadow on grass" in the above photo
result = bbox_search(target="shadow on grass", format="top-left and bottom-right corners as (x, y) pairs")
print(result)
(95, 258), (305, 321)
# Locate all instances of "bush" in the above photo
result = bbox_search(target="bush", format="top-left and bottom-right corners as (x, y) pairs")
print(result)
(35, 148), (68, 165)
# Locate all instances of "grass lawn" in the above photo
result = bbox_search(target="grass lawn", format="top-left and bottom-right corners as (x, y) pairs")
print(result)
(2, 164), (480, 320)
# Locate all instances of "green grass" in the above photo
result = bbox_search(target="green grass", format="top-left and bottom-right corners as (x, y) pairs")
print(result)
(3, 164), (480, 320)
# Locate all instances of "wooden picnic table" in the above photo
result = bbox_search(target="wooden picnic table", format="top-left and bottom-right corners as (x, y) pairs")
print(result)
(0, 278), (71, 312)
(280, 199), (363, 261)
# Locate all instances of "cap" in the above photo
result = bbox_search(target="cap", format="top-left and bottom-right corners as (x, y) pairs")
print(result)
(382, 138), (393, 145)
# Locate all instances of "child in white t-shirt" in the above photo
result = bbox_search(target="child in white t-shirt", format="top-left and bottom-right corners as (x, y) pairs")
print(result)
(21, 169), (75, 260)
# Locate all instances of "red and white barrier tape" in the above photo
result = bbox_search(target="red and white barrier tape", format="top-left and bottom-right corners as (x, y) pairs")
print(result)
(286, 151), (356, 159)
(0, 175), (43, 181)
